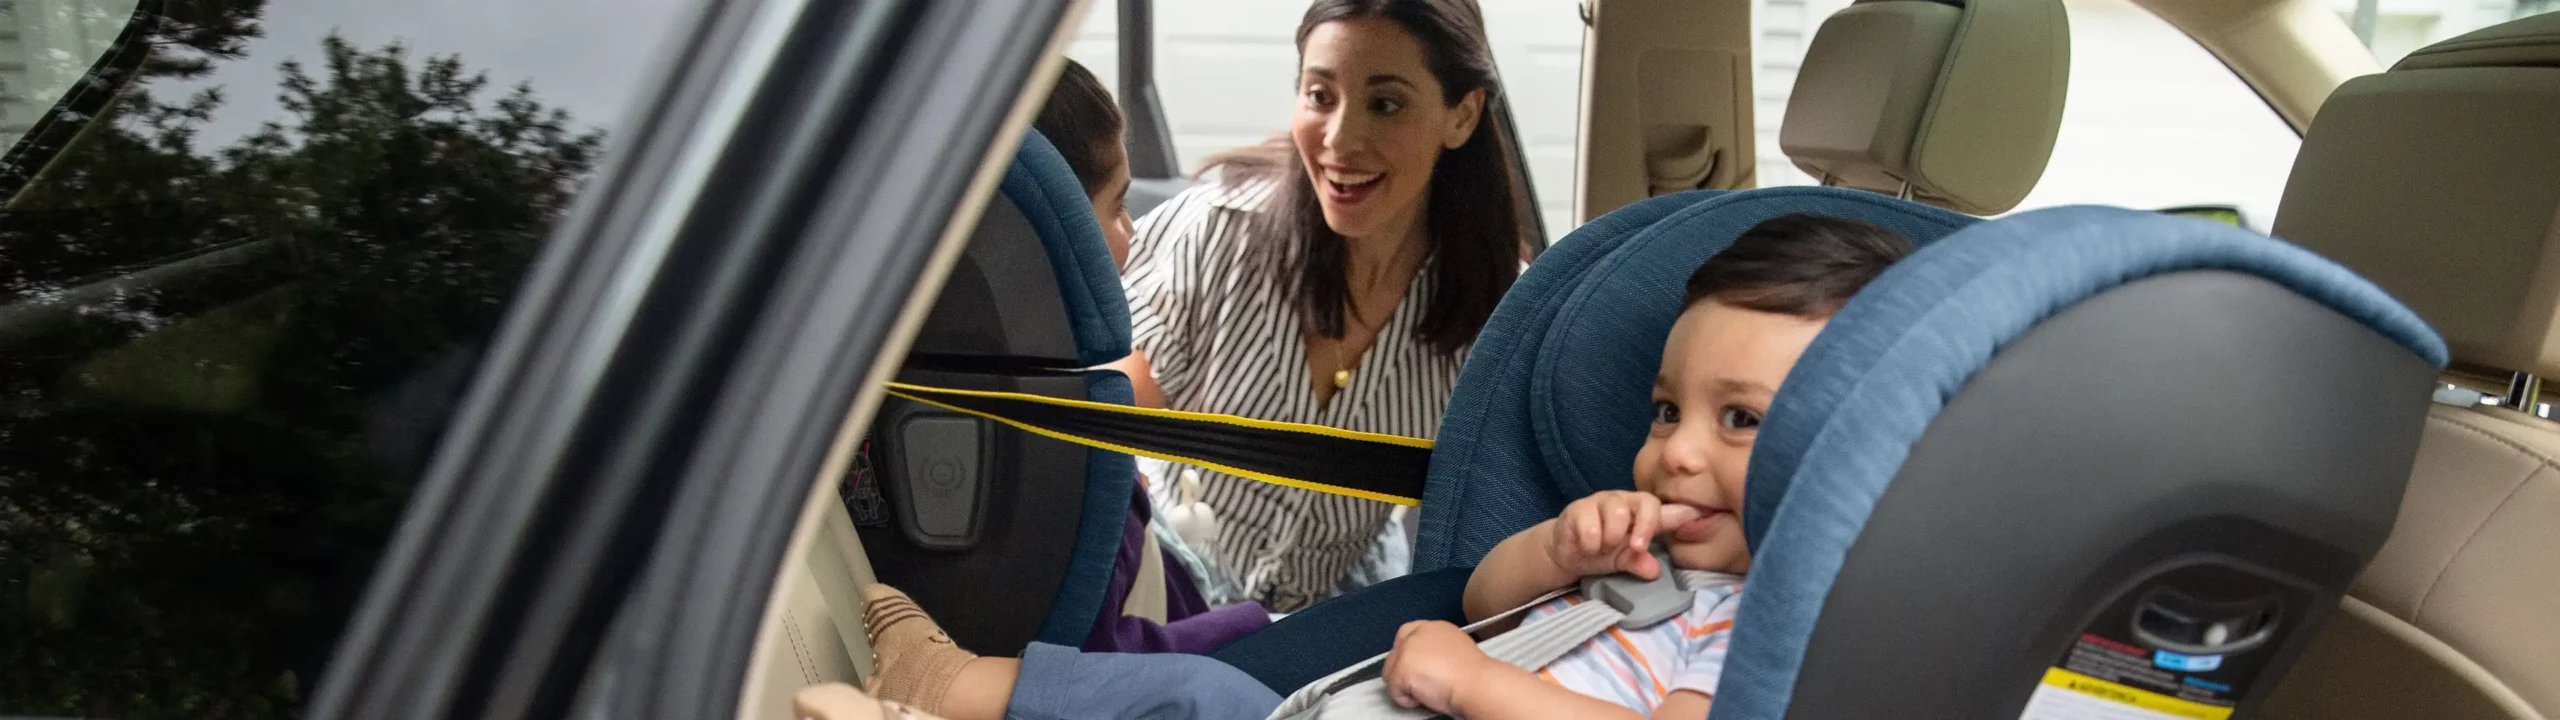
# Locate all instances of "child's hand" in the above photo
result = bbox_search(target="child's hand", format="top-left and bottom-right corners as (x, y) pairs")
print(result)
(1548, 491), (1702, 580)
(1383, 620), (1497, 714)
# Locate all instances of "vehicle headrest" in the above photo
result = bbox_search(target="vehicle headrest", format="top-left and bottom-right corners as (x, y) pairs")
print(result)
(909, 130), (1132, 368)
(2272, 12), (2560, 377)
(1777, 0), (2069, 215)
(1414, 187), (1979, 571)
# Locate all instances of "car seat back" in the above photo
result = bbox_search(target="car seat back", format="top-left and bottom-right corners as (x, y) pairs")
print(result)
(853, 129), (1136, 656)
(1722, 208), (2442, 719)
(2257, 12), (2560, 720)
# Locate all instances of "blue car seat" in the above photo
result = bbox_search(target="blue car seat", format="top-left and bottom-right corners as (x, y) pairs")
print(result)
(1212, 2), (2447, 715)
(854, 129), (1137, 656)
(1215, 189), (2446, 718)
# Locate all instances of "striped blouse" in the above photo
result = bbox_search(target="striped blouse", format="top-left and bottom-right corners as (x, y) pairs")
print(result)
(1123, 178), (1467, 612)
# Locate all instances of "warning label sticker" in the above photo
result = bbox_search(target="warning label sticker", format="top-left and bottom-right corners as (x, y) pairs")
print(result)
(2020, 668), (2235, 720)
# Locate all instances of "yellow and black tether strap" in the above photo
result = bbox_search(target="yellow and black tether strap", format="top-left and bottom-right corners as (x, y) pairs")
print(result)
(881, 382), (1432, 506)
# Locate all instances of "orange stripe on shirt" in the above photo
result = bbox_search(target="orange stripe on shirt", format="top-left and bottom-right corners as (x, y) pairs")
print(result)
(1685, 619), (1734, 640)
(1606, 627), (1670, 698)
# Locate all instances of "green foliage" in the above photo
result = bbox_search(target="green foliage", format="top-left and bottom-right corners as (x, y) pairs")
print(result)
(0, 6), (605, 717)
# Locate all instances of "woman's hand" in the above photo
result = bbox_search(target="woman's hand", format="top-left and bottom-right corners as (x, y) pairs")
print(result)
(1548, 491), (1690, 580)
(1383, 621), (1498, 714)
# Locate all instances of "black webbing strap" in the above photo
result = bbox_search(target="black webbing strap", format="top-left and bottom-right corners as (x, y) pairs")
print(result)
(881, 382), (1432, 506)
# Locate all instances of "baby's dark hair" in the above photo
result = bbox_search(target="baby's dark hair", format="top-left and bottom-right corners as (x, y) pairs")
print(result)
(1682, 214), (1916, 319)
(1032, 59), (1126, 196)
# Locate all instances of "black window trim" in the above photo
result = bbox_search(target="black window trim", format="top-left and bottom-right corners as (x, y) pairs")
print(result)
(300, 1), (1083, 719)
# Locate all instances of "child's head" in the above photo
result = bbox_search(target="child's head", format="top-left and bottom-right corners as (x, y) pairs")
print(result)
(1032, 59), (1136, 269)
(1638, 214), (1915, 574)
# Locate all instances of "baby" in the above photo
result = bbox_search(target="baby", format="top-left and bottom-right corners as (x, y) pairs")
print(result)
(803, 213), (1917, 720)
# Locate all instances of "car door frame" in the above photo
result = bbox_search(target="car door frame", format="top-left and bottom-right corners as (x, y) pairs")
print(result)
(302, 1), (1090, 718)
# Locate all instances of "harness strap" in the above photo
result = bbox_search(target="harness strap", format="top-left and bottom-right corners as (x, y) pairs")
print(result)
(884, 381), (1433, 506)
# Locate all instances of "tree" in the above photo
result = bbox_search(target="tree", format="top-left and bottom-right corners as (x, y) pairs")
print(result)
(0, 5), (604, 716)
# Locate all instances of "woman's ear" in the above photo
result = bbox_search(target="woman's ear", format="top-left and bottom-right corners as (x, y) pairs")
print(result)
(1443, 88), (1486, 149)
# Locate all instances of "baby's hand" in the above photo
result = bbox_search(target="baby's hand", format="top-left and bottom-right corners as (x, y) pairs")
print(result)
(1548, 491), (1701, 580)
(1383, 620), (1495, 714)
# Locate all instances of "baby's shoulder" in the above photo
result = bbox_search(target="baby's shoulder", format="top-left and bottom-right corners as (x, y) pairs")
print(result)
(1678, 572), (1746, 622)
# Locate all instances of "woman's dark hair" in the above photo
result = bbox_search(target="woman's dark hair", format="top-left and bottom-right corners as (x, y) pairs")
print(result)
(1682, 214), (1917, 319)
(1201, 0), (1531, 354)
(1032, 59), (1126, 196)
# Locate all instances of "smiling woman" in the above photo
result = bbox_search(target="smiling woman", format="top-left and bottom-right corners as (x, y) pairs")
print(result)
(1113, 0), (1534, 612)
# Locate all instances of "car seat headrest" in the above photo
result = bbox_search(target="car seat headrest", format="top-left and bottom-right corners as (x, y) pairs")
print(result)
(1778, 0), (2069, 215)
(2272, 12), (2560, 377)
(1717, 207), (2446, 718)
(1415, 187), (1978, 572)
(909, 130), (1132, 368)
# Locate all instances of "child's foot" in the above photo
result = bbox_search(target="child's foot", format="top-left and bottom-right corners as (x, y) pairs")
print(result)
(795, 682), (948, 720)
(860, 584), (977, 715)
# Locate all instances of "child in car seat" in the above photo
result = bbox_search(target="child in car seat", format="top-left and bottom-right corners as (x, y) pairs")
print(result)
(803, 214), (1916, 720)
(1033, 57), (1274, 655)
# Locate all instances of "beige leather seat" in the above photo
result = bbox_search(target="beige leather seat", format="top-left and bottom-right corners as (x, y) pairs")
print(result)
(2259, 12), (2560, 720)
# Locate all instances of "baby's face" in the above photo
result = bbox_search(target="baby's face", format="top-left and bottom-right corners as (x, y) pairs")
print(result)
(1634, 301), (1827, 575)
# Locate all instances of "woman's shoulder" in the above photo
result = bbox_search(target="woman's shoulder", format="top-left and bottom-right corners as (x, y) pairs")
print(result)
(1140, 173), (1284, 256)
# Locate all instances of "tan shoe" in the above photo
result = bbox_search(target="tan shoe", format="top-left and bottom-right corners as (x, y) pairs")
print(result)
(857, 584), (976, 714)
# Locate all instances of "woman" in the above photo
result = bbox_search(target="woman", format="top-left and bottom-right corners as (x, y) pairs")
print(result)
(1115, 0), (1534, 612)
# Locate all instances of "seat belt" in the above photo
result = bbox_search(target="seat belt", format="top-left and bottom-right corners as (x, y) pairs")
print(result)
(1268, 550), (1738, 720)
(883, 382), (1433, 506)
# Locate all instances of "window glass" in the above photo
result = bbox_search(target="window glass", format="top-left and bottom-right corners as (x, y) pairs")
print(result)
(2339, 0), (2556, 68)
(1069, 0), (1589, 233)
(1755, 0), (2300, 229)
(0, 0), (693, 716)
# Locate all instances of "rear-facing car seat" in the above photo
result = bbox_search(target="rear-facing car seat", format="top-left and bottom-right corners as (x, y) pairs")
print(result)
(744, 129), (1140, 719)
(2255, 13), (2560, 720)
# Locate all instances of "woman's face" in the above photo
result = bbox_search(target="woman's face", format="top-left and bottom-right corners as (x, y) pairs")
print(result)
(1291, 17), (1483, 243)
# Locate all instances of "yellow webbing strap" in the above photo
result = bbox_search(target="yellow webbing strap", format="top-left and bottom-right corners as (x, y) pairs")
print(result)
(881, 382), (1432, 506)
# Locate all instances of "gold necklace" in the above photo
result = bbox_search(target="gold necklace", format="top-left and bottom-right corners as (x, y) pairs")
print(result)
(1328, 307), (1379, 391)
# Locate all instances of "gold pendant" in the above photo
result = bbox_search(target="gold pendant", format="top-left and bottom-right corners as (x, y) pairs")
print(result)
(1333, 369), (1352, 389)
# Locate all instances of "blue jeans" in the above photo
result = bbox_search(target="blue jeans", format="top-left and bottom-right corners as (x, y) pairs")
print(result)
(1009, 642), (1283, 720)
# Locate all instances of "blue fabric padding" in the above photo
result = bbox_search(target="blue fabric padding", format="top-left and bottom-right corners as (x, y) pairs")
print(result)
(1709, 206), (2446, 720)
(1002, 130), (1133, 366)
(1210, 567), (1476, 693)
(1033, 369), (1140, 647)
(1415, 190), (1726, 572)
(1005, 129), (1138, 647)
(1419, 187), (1977, 572)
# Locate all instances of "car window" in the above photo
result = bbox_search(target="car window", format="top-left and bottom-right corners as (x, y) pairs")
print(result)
(0, 0), (693, 716)
(1756, 0), (2300, 229)
(1067, 0), (1589, 234)
(2354, 0), (2557, 68)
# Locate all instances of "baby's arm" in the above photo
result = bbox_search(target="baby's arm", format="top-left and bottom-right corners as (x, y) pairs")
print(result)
(1463, 491), (1694, 625)
(1380, 621), (1713, 720)
(1381, 621), (1646, 720)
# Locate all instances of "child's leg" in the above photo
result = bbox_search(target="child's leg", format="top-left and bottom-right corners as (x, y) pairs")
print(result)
(1007, 642), (1281, 720)
(862, 584), (1280, 720)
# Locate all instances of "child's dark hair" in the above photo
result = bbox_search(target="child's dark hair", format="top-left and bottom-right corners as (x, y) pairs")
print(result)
(1033, 59), (1125, 195)
(1682, 214), (1916, 319)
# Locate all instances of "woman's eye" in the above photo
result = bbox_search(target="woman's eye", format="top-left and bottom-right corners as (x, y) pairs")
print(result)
(1653, 401), (1680, 425)
(1719, 407), (1763, 431)
(1371, 97), (1404, 115)
(1304, 87), (1335, 108)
